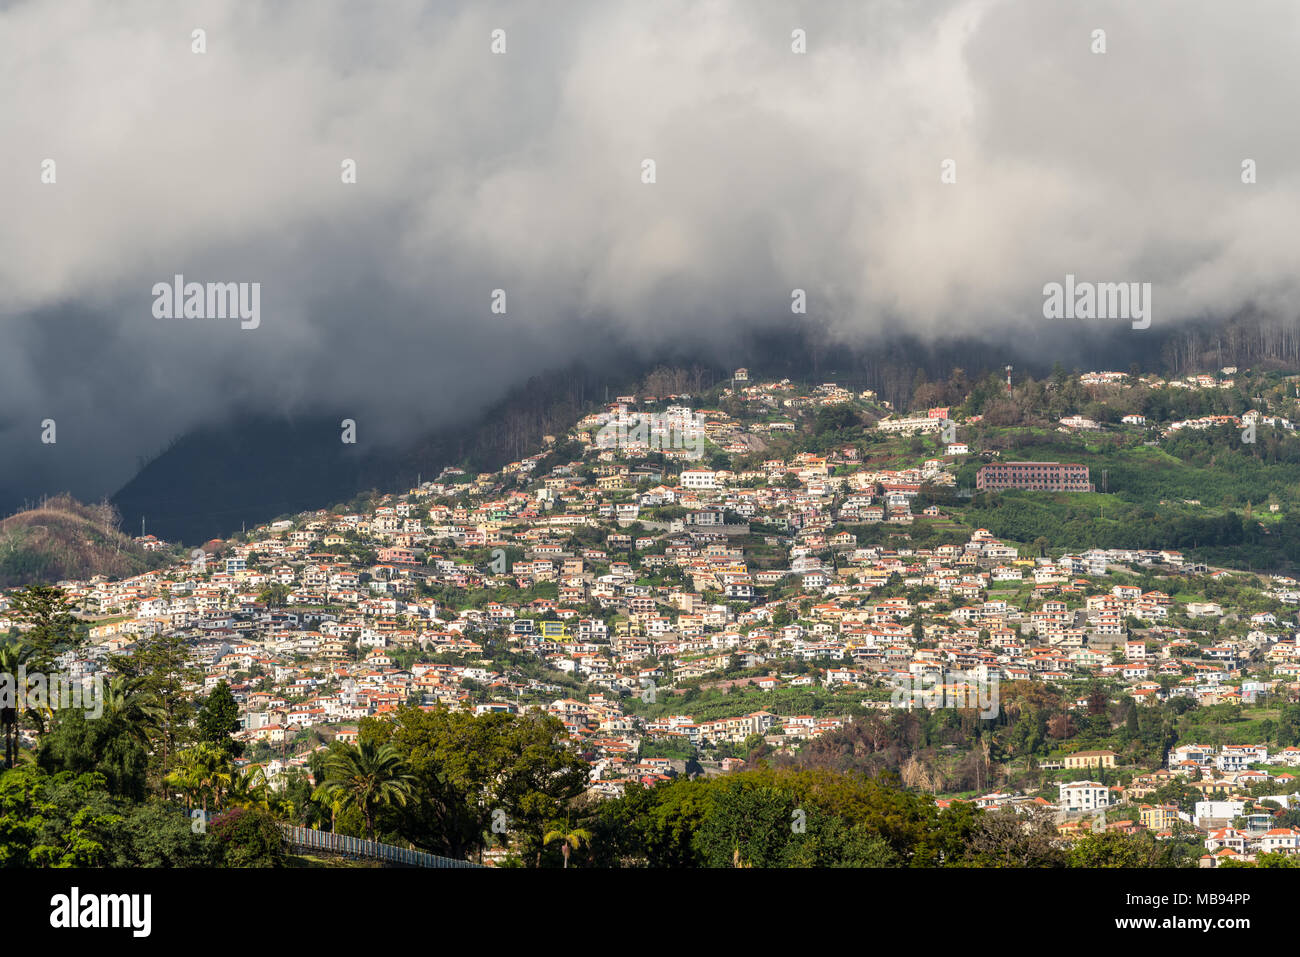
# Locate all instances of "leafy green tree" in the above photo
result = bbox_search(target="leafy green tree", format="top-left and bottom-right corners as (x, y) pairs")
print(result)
(278, 765), (330, 828)
(1254, 852), (1300, 868)
(0, 766), (120, 867)
(108, 633), (200, 779)
(966, 805), (1066, 867)
(209, 806), (286, 867)
(1067, 829), (1162, 867)
(586, 778), (712, 867)
(106, 802), (215, 867)
(361, 708), (588, 863)
(1259, 719), (1277, 746)
(37, 702), (152, 801)
(1152, 779), (1201, 814)
(779, 807), (903, 867)
(1277, 705), (1300, 747)
(693, 781), (797, 867)
(257, 583), (291, 608)
(584, 767), (972, 868)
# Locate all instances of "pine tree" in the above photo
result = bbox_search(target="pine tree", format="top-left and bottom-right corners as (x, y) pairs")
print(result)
(198, 680), (243, 757)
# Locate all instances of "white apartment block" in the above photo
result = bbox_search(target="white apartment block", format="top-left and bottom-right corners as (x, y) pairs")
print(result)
(1059, 781), (1110, 812)
(680, 470), (717, 490)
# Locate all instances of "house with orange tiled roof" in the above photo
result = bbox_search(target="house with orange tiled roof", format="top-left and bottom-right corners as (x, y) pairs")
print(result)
(1205, 827), (1246, 854)
(1258, 827), (1300, 855)
(1200, 847), (1251, 868)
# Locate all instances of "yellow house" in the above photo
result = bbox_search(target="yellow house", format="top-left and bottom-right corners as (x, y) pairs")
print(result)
(1139, 804), (1180, 831)
(540, 621), (569, 641)
(1192, 779), (1235, 798)
(1064, 749), (1118, 770)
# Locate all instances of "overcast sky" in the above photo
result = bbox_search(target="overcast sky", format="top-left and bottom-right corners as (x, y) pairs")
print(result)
(1, 0), (1298, 509)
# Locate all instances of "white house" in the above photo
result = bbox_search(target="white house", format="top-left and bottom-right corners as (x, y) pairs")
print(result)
(680, 470), (717, 490)
(1259, 828), (1300, 855)
(1059, 781), (1110, 812)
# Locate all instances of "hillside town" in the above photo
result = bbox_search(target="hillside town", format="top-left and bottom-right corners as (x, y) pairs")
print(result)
(6, 368), (1300, 865)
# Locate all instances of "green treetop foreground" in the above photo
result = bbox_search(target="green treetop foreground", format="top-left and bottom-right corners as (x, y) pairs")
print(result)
(0, 701), (1222, 869)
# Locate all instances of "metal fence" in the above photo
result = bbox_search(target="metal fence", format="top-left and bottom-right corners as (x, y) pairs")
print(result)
(280, 824), (482, 868)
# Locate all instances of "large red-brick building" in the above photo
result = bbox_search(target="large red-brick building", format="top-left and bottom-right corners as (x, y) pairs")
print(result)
(975, 461), (1094, 492)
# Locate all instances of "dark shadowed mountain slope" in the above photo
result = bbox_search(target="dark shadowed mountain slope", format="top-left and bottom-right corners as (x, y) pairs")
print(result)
(106, 316), (1246, 545)
(110, 359), (706, 545)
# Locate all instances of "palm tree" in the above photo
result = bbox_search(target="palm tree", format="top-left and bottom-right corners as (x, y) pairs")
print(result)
(0, 639), (51, 768)
(165, 743), (234, 815)
(226, 764), (272, 810)
(310, 787), (345, 832)
(202, 747), (235, 810)
(1, 640), (25, 768)
(543, 825), (592, 868)
(314, 740), (414, 840)
(164, 753), (203, 810)
(101, 675), (163, 747)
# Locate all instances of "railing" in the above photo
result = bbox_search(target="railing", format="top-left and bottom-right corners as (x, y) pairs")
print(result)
(280, 824), (482, 868)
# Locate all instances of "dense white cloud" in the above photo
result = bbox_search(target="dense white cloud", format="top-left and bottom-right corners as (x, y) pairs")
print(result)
(0, 0), (1297, 503)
